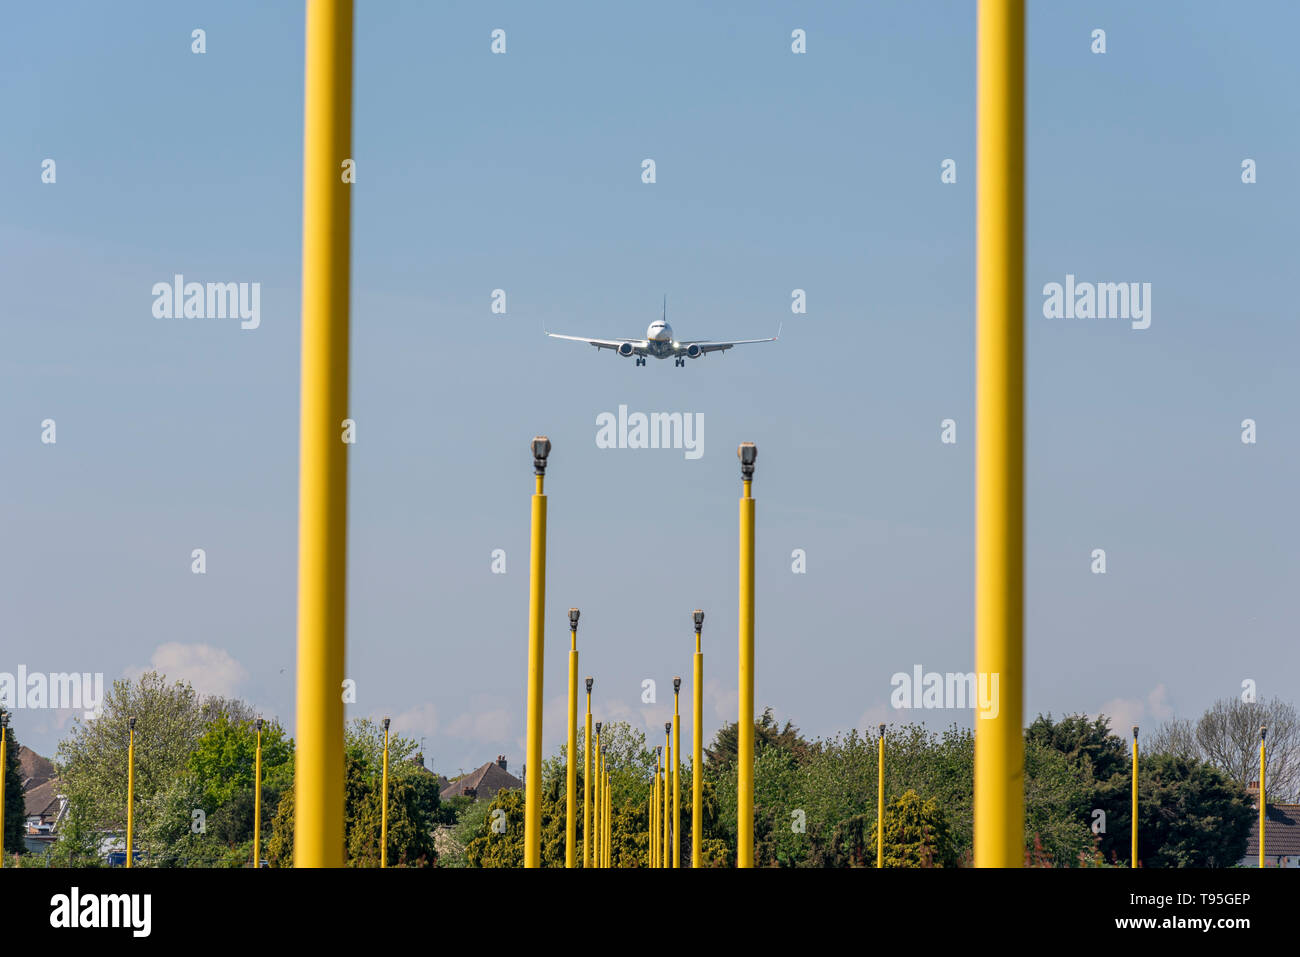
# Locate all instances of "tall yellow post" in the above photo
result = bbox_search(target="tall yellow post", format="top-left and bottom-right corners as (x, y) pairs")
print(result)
(672, 679), (681, 869)
(0, 712), (7, 868)
(566, 609), (581, 867)
(737, 442), (757, 868)
(1259, 726), (1267, 868)
(1130, 726), (1138, 868)
(973, 0), (1025, 870)
(599, 752), (607, 868)
(584, 678), (593, 868)
(126, 717), (135, 868)
(253, 718), (263, 868)
(692, 611), (704, 869)
(877, 723), (885, 869)
(605, 768), (611, 867)
(381, 717), (390, 868)
(691, 613), (702, 868)
(593, 723), (602, 869)
(294, 0), (354, 869)
(648, 776), (655, 868)
(524, 437), (551, 868)
(653, 745), (661, 868)
(663, 723), (672, 868)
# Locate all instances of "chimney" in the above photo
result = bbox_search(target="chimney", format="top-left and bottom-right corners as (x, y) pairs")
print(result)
(497, 755), (507, 771)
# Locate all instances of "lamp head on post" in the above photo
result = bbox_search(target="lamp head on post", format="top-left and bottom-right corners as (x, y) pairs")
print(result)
(1262, 726), (1268, 743)
(673, 677), (681, 695)
(0, 709), (8, 729)
(738, 442), (757, 480)
(255, 718), (263, 734)
(129, 717), (136, 732)
(585, 677), (593, 695)
(664, 722), (672, 736)
(531, 435), (551, 475)
(693, 609), (704, 633)
(878, 723), (885, 741)
(1132, 726), (1138, 741)
(594, 722), (602, 735)
(569, 607), (580, 629)
(383, 717), (390, 734)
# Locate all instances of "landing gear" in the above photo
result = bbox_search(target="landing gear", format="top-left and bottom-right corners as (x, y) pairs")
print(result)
(675, 357), (685, 367)
(635, 356), (646, 366)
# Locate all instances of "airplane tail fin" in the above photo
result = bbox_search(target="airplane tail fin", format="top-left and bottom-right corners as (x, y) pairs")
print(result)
(662, 294), (667, 323)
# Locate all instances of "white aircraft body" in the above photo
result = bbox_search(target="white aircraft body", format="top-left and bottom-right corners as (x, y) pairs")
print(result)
(547, 299), (780, 366)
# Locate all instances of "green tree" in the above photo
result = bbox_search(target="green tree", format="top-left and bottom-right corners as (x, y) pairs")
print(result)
(1023, 737), (1102, 866)
(871, 789), (958, 867)
(706, 707), (812, 769)
(1027, 713), (1128, 781)
(186, 714), (293, 809)
(1104, 752), (1252, 867)
(56, 672), (215, 861)
(267, 718), (442, 867)
(3, 721), (26, 857)
(464, 788), (525, 867)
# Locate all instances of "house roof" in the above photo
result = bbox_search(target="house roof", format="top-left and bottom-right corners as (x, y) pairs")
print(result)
(18, 746), (55, 791)
(1242, 804), (1300, 859)
(24, 778), (62, 821)
(439, 761), (522, 801)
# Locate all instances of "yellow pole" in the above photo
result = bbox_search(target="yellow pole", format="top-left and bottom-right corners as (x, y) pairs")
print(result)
(126, 717), (135, 868)
(0, 716), (7, 868)
(877, 723), (885, 869)
(294, 0), (354, 869)
(381, 717), (390, 868)
(655, 758), (661, 868)
(737, 443), (756, 868)
(1131, 726), (1138, 868)
(692, 613), (704, 869)
(599, 752), (606, 868)
(524, 437), (551, 868)
(253, 718), (263, 868)
(605, 768), (611, 867)
(673, 680), (681, 869)
(593, 723), (602, 869)
(1259, 726), (1267, 868)
(649, 775), (655, 868)
(973, 0), (1025, 870)
(654, 746), (661, 868)
(566, 610), (580, 867)
(584, 679), (592, 867)
(663, 724), (672, 868)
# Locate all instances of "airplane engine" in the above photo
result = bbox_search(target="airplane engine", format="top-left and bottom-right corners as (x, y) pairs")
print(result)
(617, 342), (635, 357)
(685, 343), (702, 359)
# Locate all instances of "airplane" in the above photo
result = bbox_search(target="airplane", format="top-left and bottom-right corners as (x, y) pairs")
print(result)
(546, 298), (780, 366)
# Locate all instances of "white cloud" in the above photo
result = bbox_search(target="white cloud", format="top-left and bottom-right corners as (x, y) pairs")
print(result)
(1096, 684), (1174, 735)
(446, 708), (512, 743)
(389, 701), (439, 739)
(129, 642), (247, 699)
(707, 679), (738, 723)
(857, 702), (892, 735)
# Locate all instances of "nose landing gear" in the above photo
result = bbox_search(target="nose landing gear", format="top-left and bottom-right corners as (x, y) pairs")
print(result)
(675, 357), (685, 367)
(636, 356), (646, 366)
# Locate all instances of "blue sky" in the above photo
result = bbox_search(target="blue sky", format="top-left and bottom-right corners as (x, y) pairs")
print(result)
(3, 1), (1297, 776)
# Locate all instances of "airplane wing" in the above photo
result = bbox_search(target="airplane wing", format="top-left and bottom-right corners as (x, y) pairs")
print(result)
(547, 332), (647, 355)
(678, 323), (782, 355)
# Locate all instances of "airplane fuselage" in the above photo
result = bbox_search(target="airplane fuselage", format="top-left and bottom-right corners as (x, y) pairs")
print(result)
(645, 319), (675, 358)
